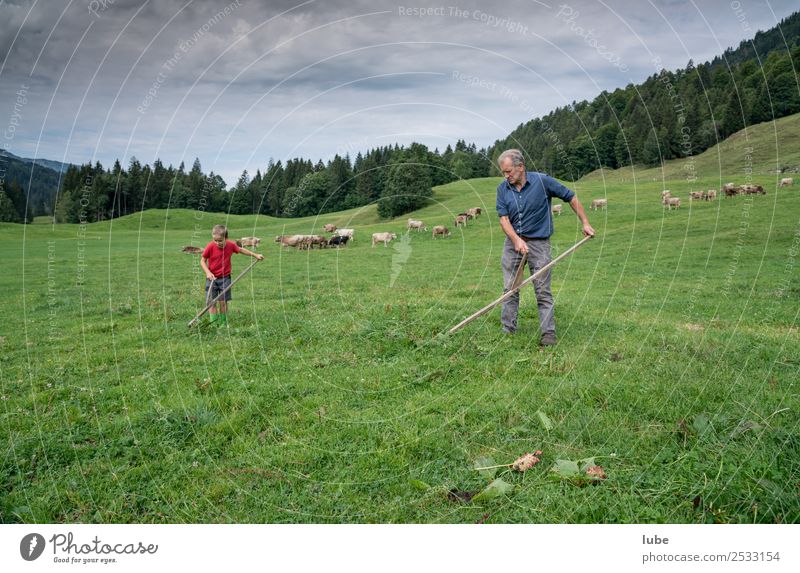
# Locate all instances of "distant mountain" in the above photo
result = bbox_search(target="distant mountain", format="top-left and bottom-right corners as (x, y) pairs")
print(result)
(1, 150), (73, 174)
(0, 149), (65, 220)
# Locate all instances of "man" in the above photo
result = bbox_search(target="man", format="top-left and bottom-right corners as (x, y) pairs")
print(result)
(495, 149), (595, 345)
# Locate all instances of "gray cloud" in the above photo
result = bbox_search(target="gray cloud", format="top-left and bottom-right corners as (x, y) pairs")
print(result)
(1, 0), (797, 185)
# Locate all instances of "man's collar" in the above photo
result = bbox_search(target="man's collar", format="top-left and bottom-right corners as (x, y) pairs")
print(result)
(506, 173), (529, 192)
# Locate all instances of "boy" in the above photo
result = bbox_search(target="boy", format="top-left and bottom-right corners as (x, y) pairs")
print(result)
(200, 224), (263, 326)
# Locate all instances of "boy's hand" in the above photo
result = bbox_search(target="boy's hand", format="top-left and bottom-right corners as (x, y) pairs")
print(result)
(205, 272), (216, 280)
(255, 254), (264, 261)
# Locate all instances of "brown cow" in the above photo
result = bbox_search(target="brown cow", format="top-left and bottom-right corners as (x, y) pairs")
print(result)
(432, 225), (451, 239)
(323, 224), (337, 233)
(779, 177), (793, 187)
(454, 215), (468, 227)
(663, 197), (681, 210)
(275, 235), (305, 248)
(551, 204), (563, 216)
(590, 199), (607, 210)
(182, 246), (203, 254)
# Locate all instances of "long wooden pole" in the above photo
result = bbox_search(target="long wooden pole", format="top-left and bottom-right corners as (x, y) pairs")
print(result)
(188, 258), (261, 327)
(447, 235), (593, 335)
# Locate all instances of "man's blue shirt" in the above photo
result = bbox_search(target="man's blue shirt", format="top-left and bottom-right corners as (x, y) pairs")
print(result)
(496, 172), (575, 238)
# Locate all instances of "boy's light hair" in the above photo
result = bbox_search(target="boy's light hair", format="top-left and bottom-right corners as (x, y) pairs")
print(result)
(212, 224), (228, 239)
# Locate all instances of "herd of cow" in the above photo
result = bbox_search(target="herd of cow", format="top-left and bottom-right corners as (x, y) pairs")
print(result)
(182, 178), (794, 255)
(274, 226), (355, 250)
(576, 178), (793, 214)
(269, 207), (485, 250)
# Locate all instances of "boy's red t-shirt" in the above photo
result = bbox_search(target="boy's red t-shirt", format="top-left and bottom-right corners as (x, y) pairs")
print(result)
(202, 240), (241, 277)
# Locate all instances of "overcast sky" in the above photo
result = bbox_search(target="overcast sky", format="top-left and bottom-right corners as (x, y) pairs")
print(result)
(1, 0), (797, 185)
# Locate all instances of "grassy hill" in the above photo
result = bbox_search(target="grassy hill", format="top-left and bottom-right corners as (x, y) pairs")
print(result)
(580, 113), (800, 185)
(1, 127), (799, 523)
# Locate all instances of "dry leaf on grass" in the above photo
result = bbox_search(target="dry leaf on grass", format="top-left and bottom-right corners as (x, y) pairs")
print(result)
(512, 452), (542, 472)
(585, 465), (607, 480)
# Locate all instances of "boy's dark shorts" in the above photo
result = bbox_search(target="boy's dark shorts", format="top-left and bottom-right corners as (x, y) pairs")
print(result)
(205, 276), (232, 302)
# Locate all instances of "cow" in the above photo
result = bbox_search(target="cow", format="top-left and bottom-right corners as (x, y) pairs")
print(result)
(327, 235), (350, 248)
(432, 225), (451, 239)
(275, 234), (305, 248)
(407, 219), (427, 232)
(663, 197), (681, 210)
(739, 184), (765, 195)
(722, 183), (738, 197)
(372, 232), (397, 248)
(689, 191), (704, 201)
(780, 177), (793, 187)
(335, 228), (354, 241)
(308, 235), (328, 248)
(466, 208), (481, 218)
(703, 190), (717, 201)
(454, 215), (468, 227)
(661, 190), (671, 199)
(323, 224), (337, 233)
(590, 199), (607, 210)
(182, 246), (203, 254)
(551, 204), (563, 216)
(237, 236), (261, 248)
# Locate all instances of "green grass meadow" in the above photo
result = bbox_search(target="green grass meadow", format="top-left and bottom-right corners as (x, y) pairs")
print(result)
(2, 138), (800, 523)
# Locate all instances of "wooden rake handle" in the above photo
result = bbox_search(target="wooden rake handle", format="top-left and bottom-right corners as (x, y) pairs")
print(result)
(447, 235), (594, 335)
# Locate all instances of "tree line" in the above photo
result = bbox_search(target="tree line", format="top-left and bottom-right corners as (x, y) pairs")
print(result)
(46, 140), (491, 224)
(490, 12), (800, 179)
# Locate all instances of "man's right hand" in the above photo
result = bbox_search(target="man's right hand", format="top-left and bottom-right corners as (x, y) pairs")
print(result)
(513, 237), (528, 253)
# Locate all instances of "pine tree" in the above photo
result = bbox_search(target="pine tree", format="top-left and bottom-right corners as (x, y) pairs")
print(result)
(377, 157), (432, 219)
(0, 189), (19, 222)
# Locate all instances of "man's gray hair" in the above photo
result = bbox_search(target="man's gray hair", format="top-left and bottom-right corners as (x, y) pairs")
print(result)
(497, 149), (525, 167)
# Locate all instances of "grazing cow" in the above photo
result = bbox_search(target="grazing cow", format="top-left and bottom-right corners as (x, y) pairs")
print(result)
(780, 177), (793, 187)
(590, 199), (607, 210)
(432, 225), (451, 239)
(237, 236), (261, 248)
(689, 191), (704, 201)
(661, 190), (671, 199)
(454, 214), (468, 227)
(551, 204), (563, 216)
(275, 234), (305, 248)
(308, 235), (328, 248)
(722, 183), (737, 197)
(663, 197), (681, 210)
(372, 232), (397, 248)
(466, 208), (481, 218)
(335, 228), (354, 241)
(739, 184), (765, 195)
(182, 246), (203, 254)
(327, 235), (350, 248)
(324, 224), (337, 233)
(407, 219), (427, 232)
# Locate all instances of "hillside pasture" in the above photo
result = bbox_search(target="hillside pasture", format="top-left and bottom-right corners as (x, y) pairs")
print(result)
(1, 170), (798, 523)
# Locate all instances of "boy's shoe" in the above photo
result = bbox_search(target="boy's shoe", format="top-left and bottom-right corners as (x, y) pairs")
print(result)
(540, 332), (557, 346)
